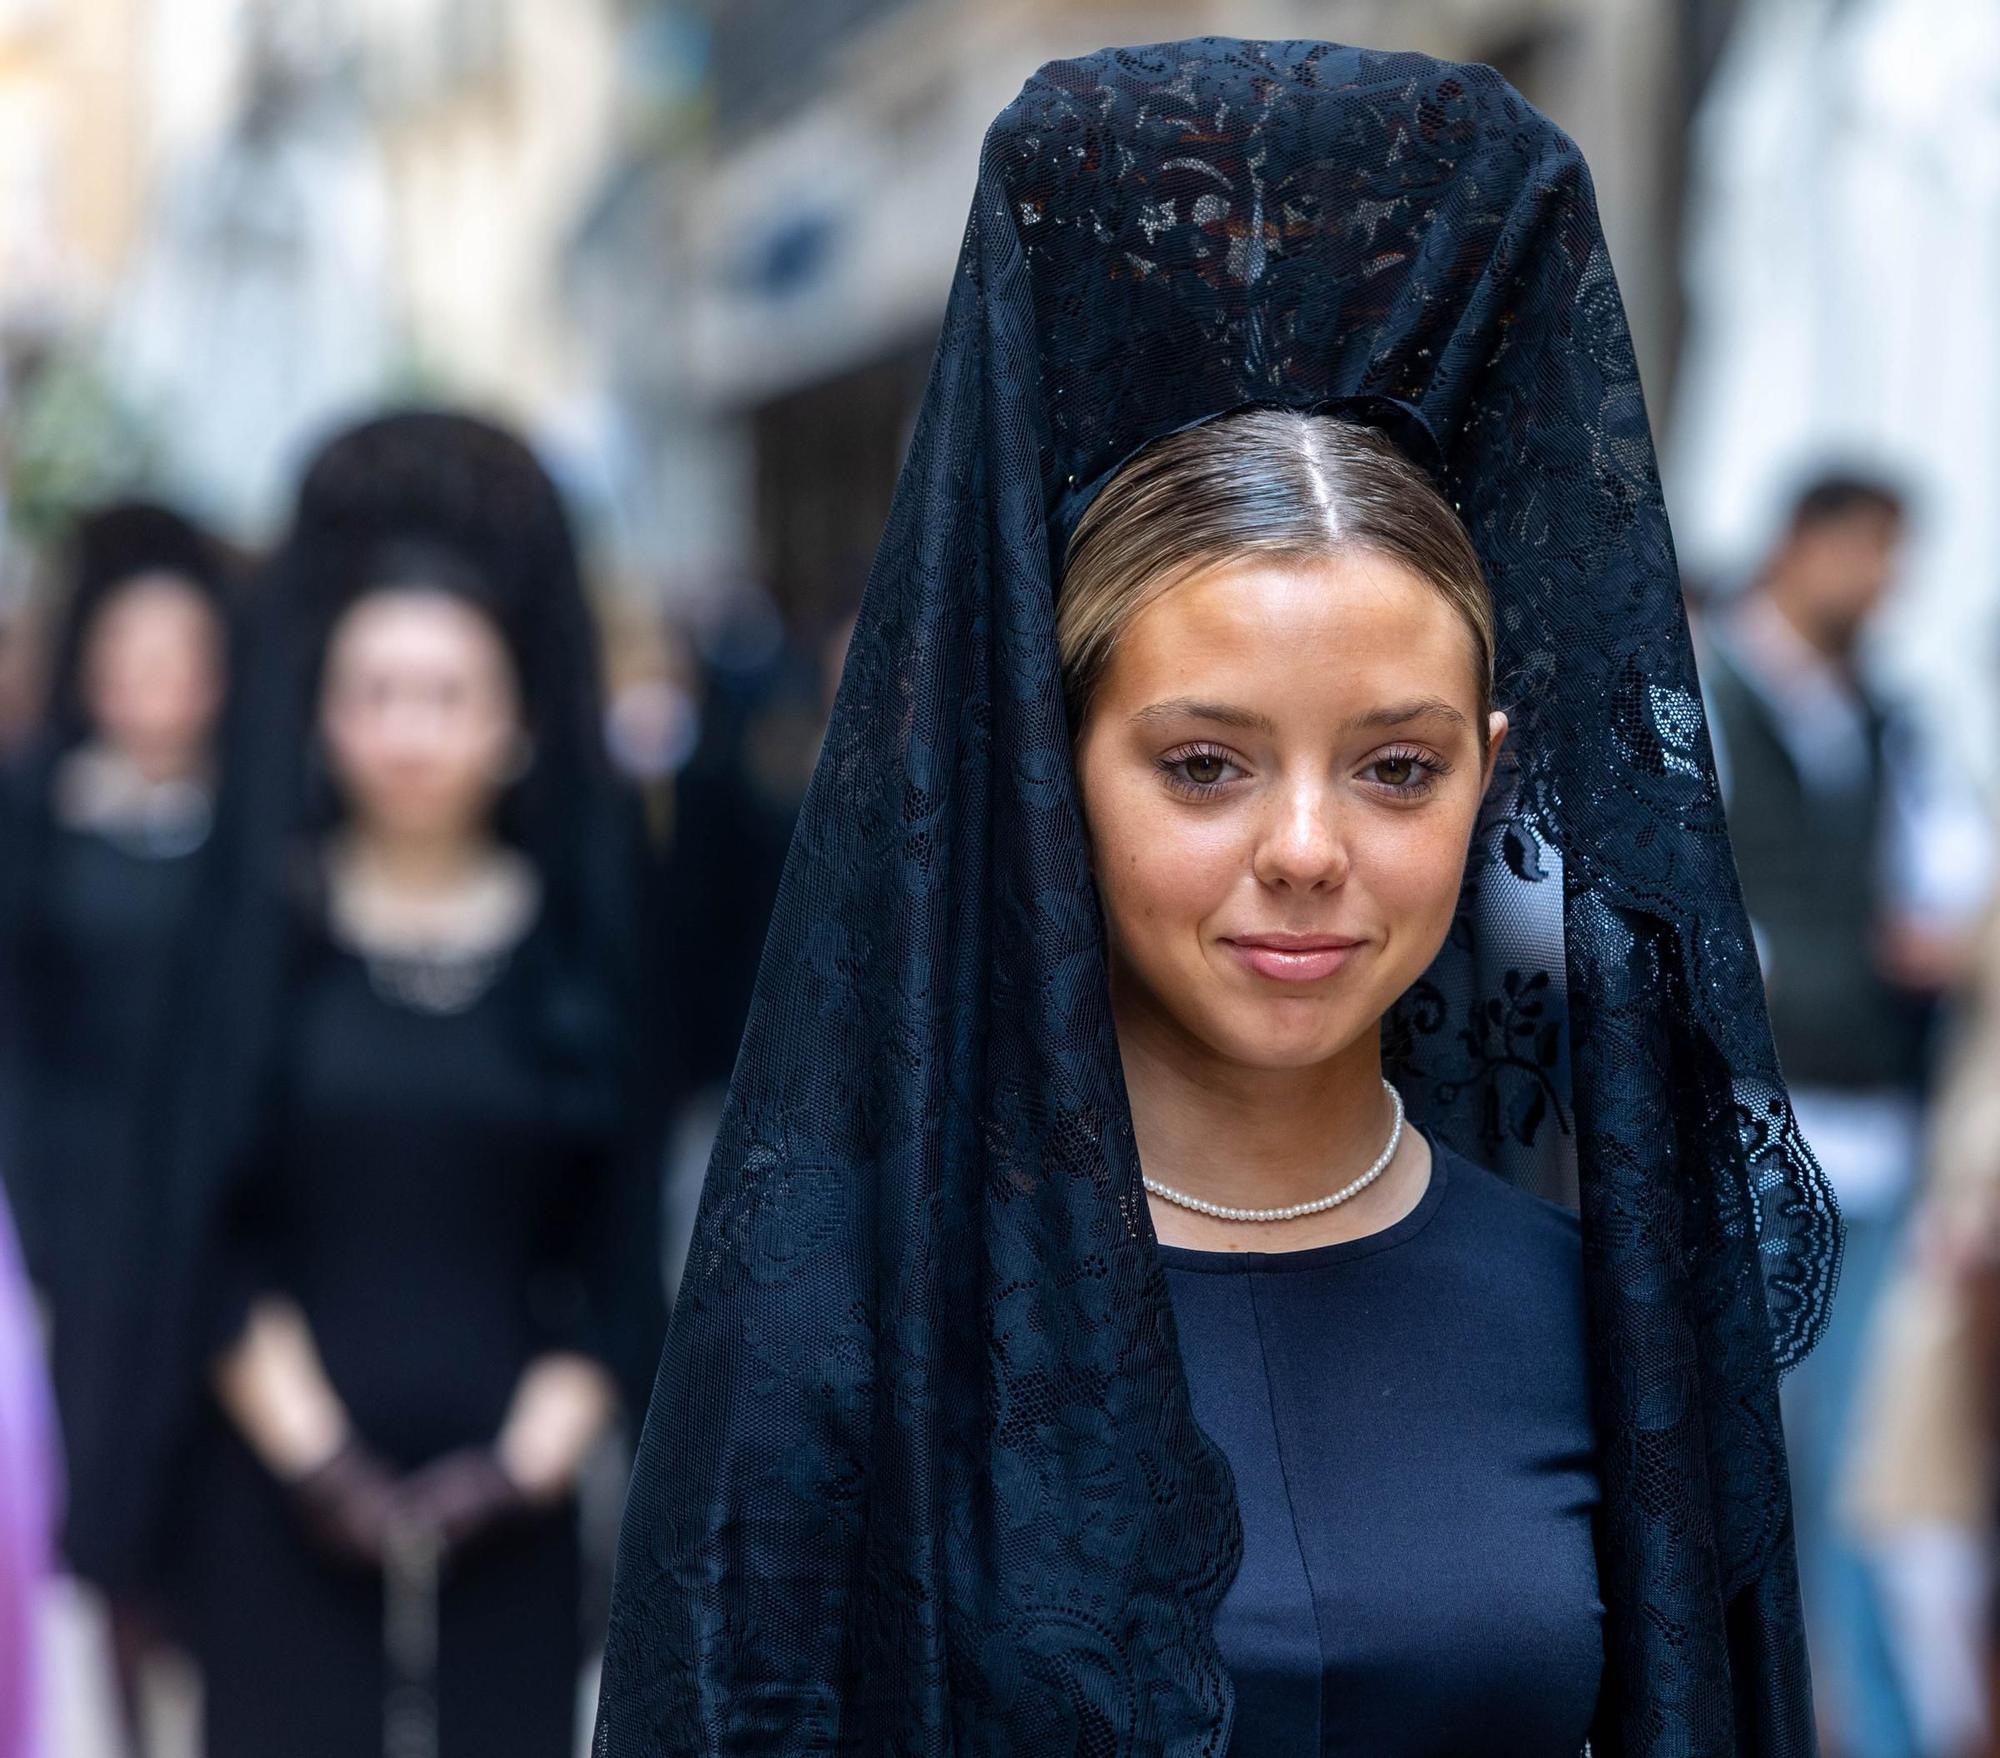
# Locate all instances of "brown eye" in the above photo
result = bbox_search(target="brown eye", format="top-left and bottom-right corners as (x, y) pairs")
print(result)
(1184, 753), (1227, 786)
(1373, 756), (1418, 787)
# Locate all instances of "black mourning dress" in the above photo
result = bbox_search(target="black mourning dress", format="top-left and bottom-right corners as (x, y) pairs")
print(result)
(1160, 1136), (1605, 1756)
(181, 908), (638, 1758)
(5, 811), (206, 1564)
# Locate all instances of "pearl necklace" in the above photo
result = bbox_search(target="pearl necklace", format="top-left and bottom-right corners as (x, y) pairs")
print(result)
(1142, 1079), (1405, 1223)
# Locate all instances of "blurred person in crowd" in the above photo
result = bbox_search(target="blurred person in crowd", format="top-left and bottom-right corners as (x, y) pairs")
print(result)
(0, 613), (44, 761)
(78, 412), (666, 1757)
(1700, 473), (1938, 1756)
(663, 584), (851, 1098)
(0, 499), (234, 1747)
(0, 1185), (58, 1758)
(654, 593), (853, 1301)
(596, 43), (1831, 1758)
(2, 501), (233, 1430)
(599, 603), (699, 843)
(1842, 885), (2000, 1758)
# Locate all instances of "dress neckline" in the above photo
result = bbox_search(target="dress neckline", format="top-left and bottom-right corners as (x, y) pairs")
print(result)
(1153, 1131), (1451, 1275)
(314, 900), (540, 1018)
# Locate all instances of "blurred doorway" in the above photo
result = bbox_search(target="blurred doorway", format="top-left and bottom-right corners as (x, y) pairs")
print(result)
(749, 339), (934, 627)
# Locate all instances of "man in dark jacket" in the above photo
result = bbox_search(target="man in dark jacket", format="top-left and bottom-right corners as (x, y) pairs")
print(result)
(1703, 473), (1930, 1758)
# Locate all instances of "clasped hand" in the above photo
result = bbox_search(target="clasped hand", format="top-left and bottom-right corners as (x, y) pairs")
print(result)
(289, 1439), (537, 1571)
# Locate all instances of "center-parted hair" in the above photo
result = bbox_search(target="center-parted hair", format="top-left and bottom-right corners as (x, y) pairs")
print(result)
(1058, 410), (1496, 729)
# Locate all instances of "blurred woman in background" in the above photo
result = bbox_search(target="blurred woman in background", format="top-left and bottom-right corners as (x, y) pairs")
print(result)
(0, 500), (234, 1746)
(3, 502), (232, 1427)
(88, 412), (666, 1757)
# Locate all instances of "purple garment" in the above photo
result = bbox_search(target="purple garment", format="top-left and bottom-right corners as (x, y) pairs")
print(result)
(0, 1190), (58, 1758)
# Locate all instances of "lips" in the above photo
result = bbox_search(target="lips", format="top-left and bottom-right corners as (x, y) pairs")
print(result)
(1222, 934), (1364, 984)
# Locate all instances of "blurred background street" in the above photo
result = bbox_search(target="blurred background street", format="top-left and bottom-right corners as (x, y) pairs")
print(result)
(4, 2), (2000, 1755)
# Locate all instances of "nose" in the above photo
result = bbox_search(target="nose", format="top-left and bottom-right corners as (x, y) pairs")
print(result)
(377, 685), (455, 749)
(1250, 776), (1351, 892)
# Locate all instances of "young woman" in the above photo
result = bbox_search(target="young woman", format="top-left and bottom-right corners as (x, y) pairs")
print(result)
(4, 501), (233, 1466)
(596, 40), (1834, 1758)
(1054, 409), (1598, 1752)
(95, 412), (666, 1756)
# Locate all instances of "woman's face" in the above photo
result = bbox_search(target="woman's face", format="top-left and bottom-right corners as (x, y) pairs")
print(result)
(319, 589), (523, 843)
(82, 573), (227, 777)
(1074, 551), (1507, 1073)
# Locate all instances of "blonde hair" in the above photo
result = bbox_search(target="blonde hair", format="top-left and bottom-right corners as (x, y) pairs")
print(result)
(1057, 409), (1495, 729)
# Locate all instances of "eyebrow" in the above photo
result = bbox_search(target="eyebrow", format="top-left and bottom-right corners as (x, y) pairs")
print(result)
(1130, 697), (1277, 734)
(1344, 696), (1472, 733)
(1129, 694), (1471, 735)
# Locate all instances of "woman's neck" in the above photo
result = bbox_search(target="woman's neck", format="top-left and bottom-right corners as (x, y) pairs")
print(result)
(70, 735), (210, 791)
(331, 823), (500, 896)
(323, 826), (539, 962)
(53, 741), (213, 848)
(1112, 977), (1432, 1252)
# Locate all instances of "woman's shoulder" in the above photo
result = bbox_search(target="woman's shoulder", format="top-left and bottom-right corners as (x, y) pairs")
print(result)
(1431, 1138), (1583, 1259)
(1423, 1141), (1591, 1352)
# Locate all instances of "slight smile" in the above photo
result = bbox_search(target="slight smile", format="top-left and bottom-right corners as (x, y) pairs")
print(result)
(1221, 933), (1365, 984)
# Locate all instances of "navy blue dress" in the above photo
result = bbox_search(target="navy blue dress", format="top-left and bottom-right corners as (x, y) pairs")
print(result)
(1159, 1137), (1604, 1756)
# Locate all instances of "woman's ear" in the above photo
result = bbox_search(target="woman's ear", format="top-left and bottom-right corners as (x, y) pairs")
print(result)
(1483, 709), (1510, 782)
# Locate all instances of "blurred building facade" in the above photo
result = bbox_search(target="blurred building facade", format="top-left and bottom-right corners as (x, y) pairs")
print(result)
(0, 0), (623, 553)
(574, 0), (1720, 627)
(2, 0), (1749, 629)
(1670, 0), (2000, 806)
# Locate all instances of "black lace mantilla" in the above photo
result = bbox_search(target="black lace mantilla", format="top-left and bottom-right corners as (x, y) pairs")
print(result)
(597, 39), (1834, 1757)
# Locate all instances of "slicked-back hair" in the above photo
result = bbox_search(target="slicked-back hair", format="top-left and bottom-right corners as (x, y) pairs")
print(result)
(1058, 409), (1495, 732)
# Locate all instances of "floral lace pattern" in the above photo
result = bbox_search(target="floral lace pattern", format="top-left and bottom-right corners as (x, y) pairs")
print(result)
(597, 40), (1832, 1757)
